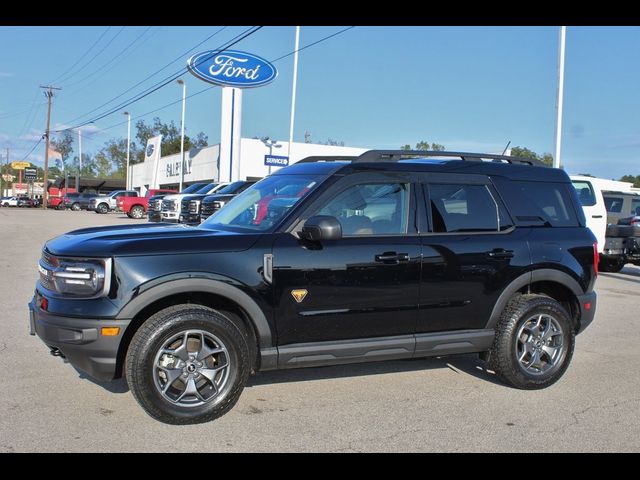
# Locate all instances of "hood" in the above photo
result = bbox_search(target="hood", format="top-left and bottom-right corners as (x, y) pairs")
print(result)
(45, 222), (261, 257)
(203, 194), (235, 204)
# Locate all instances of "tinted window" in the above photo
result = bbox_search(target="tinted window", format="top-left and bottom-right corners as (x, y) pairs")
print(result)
(493, 179), (578, 227)
(428, 184), (508, 233)
(317, 182), (409, 236)
(181, 183), (206, 194)
(632, 198), (640, 216)
(604, 196), (623, 213)
(571, 181), (596, 207)
(217, 181), (251, 195)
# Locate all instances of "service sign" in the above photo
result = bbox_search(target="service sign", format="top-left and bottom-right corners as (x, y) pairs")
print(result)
(264, 155), (289, 167)
(187, 50), (277, 88)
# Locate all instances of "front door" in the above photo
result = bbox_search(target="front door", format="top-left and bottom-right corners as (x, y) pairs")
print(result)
(272, 173), (421, 347)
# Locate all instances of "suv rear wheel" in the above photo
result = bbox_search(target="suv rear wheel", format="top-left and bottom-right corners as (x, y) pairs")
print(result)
(125, 305), (250, 425)
(96, 203), (109, 214)
(71, 202), (81, 211)
(488, 294), (575, 390)
(599, 257), (625, 273)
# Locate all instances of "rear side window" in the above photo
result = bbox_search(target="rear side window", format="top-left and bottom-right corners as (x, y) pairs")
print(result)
(571, 181), (596, 207)
(604, 196), (623, 213)
(632, 198), (640, 216)
(428, 184), (512, 233)
(493, 179), (578, 227)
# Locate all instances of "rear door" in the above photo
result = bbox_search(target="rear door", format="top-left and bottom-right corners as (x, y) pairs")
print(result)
(417, 173), (530, 336)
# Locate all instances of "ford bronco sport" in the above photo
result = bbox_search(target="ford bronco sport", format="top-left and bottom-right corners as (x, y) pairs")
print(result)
(29, 150), (598, 424)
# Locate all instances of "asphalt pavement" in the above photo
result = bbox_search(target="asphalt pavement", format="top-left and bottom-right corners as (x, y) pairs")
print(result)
(1, 207), (638, 452)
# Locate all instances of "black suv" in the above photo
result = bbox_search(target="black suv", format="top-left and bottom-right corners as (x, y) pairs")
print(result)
(29, 150), (598, 425)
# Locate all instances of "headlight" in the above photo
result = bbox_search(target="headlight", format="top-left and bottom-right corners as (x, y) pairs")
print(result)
(39, 251), (111, 298)
(189, 200), (200, 213)
(213, 201), (225, 210)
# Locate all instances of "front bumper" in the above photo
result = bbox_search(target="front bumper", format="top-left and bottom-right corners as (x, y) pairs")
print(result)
(576, 291), (597, 334)
(29, 297), (130, 381)
(161, 211), (179, 223)
(148, 211), (162, 222)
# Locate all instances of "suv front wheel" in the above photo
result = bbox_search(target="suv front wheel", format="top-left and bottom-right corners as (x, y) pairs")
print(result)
(488, 294), (575, 390)
(125, 305), (250, 424)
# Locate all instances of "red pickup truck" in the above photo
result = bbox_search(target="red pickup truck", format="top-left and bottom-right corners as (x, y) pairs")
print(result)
(117, 188), (177, 219)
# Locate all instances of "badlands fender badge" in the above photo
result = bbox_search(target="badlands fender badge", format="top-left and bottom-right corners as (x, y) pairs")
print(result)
(291, 289), (308, 303)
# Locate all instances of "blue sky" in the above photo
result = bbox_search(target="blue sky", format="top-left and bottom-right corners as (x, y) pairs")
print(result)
(0, 25), (639, 179)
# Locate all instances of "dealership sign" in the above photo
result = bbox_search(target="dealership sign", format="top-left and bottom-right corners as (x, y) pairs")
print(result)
(187, 50), (277, 88)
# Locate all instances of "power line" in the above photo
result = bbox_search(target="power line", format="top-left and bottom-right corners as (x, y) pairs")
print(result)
(57, 27), (126, 86)
(64, 26), (357, 143)
(63, 26), (228, 126)
(48, 27), (112, 84)
(63, 26), (155, 89)
(21, 136), (43, 162)
(54, 26), (263, 133)
(271, 26), (355, 62)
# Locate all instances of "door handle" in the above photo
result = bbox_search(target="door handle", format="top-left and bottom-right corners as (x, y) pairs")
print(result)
(375, 252), (410, 264)
(592, 215), (603, 218)
(486, 249), (514, 260)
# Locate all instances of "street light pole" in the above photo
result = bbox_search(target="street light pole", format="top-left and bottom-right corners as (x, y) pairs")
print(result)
(554, 26), (566, 169)
(76, 128), (82, 191)
(124, 111), (131, 190)
(177, 79), (187, 192)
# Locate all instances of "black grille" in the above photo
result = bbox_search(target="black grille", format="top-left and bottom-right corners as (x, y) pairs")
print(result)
(41, 250), (56, 268)
(162, 199), (175, 211)
(201, 203), (217, 219)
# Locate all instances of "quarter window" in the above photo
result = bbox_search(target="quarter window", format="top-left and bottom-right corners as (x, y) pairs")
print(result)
(604, 196), (623, 213)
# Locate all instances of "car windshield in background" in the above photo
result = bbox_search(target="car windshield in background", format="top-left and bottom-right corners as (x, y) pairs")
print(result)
(200, 174), (325, 232)
(196, 183), (218, 194)
(216, 181), (248, 195)
(182, 183), (206, 194)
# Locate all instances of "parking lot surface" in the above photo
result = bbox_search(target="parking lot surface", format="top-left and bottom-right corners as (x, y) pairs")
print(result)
(1, 208), (639, 452)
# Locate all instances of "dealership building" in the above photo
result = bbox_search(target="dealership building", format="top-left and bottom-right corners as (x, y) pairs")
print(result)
(130, 138), (366, 195)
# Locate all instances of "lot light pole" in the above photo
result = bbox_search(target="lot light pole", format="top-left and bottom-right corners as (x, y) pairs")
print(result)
(177, 79), (187, 192)
(124, 111), (131, 190)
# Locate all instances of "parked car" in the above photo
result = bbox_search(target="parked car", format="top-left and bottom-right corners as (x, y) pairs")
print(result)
(147, 193), (173, 223)
(17, 197), (35, 208)
(602, 191), (640, 225)
(197, 181), (257, 223)
(89, 190), (138, 214)
(170, 182), (233, 224)
(117, 188), (177, 219)
(159, 183), (209, 223)
(1, 196), (19, 207)
(31, 149), (598, 424)
(63, 192), (99, 211)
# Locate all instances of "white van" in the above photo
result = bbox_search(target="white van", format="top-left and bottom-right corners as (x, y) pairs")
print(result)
(570, 175), (608, 253)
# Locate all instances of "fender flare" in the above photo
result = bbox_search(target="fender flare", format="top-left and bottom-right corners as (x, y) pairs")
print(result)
(485, 269), (584, 329)
(116, 277), (273, 348)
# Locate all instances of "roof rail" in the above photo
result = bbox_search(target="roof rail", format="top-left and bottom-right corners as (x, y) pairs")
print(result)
(354, 150), (547, 167)
(296, 155), (359, 164)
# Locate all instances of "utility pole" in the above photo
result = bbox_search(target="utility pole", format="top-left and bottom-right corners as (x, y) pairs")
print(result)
(0, 151), (4, 197)
(76, 128), (82, 191)
(40, 85), (61, 208)
(554, 26), (566, 169)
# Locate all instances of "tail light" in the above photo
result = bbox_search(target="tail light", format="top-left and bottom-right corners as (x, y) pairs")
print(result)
(593, 242), (599, 277)
(632, 218), (639, 226)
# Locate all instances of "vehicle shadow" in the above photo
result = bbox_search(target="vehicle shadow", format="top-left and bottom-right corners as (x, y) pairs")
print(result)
(73, 366), (130, 394)
(247, 353), (505, 388)
(73, 354), (506, 394)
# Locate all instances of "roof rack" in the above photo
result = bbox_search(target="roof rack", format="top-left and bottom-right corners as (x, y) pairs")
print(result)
(296, 155), (359, 164)
(296, 150), (547, 167)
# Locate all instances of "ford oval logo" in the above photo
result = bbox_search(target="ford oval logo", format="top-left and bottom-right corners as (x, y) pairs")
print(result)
(187, 50), (277, 88)
(146, 144), (155, 158)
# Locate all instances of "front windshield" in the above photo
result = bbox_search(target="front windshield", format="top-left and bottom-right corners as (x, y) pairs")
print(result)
(181, 183), (206, 194)
(201, 174), (325, 232)
(196, 183), (217, 194)
(216, 181), (246, 195)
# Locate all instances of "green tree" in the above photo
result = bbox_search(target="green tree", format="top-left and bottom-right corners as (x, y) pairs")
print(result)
(324, 138), (345, 146)
(510, 146), (553, 166)
(401, 140), (446, 151)
(619, 175), (640, 187)
(134, 117), (208, 163)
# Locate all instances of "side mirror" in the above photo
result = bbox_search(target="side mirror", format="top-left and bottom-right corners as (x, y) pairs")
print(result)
(300, 215), (342, 241)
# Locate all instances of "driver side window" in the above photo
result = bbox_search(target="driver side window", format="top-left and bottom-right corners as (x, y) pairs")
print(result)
(317, 182), (410, 236)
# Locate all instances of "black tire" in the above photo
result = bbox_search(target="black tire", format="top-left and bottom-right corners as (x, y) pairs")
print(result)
(130, 205), (145, 219)
(57, 204), (65, 210)
(71, 202), (81, 211)
(96, 203), (109, 214)
(488, 294), (575, 390)
(125, 304), (250, 425)
(599, 256), (625, 273)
